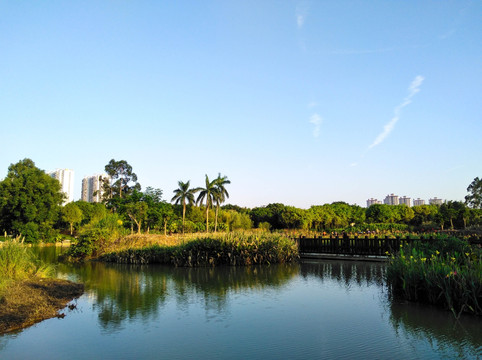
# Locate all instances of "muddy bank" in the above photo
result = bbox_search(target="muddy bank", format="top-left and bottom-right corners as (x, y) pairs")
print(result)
(0, 278), (84, 334)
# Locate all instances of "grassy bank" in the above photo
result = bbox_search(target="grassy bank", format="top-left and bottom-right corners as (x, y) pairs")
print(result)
(386, 237), (481, 317)
(100, 232), (299, 266)
(0, 238), (84, 334)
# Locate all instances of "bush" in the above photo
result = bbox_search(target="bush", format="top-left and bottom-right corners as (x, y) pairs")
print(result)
(66, 213), (127, 260)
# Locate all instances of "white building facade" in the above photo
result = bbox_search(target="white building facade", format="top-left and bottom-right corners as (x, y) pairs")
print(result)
(413, 198), (425, 206)
(82, 174), (109, 203)
(429, 197), (443, 206)
(399, 196), (411, 207)
(366, 198), (382, 207)
(48, 169), (74, 204)
(384, 194), (399, 206)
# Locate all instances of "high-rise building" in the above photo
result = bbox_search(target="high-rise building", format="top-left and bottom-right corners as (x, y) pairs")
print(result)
(82, 174), (109, 203)
(366, 198), (382, 207)
(384, 194), (399, 205)
(413, 198), (425, 206)
(48, 169), (74, 204)
(429, 197), (443, 206)
(399, 196), (411, 207)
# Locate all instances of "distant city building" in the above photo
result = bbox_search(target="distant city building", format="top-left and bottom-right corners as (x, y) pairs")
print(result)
(399, 196), (411, 207)
(81, 174), (109, 203)
(413, 198), (425, 206)
(48, 169), (74, 204)
(384, 194), (399, 205)
(366, 198), (382, 207)
(429, 197), (443, 206)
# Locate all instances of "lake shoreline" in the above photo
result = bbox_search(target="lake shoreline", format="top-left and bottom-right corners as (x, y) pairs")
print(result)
(0, 278), (84, 335)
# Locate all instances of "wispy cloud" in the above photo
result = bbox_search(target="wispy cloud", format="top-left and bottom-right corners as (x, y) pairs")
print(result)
(308, 101), (318, 108)
(296, 3), (309, 28)
(369, 75), (424, 149)
(309, 113), (322, 138)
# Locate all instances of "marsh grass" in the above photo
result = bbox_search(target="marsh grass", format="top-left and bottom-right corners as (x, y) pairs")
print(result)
(100, 232), (299, 267)
(0, 236), (54, 299)
(386, 237), (481, 317)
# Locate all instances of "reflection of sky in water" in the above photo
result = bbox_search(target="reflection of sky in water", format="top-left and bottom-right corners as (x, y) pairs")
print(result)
(1, 255), (480, 360)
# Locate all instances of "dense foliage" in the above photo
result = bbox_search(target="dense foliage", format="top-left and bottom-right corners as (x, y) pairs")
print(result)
(0, 159), (64, 242)
(0, 159), (481, 245)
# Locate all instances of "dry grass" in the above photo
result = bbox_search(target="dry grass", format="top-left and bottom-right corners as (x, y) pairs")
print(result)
(106, 232), (227, 253)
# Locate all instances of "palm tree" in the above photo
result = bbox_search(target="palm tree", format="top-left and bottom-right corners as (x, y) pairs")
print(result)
(196, 175), (217, 233)
(171, 180), (196, 234)
(213, 173), (230, 232)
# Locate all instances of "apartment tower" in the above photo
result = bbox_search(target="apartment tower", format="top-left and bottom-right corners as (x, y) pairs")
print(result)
(48, 169), (74, 204)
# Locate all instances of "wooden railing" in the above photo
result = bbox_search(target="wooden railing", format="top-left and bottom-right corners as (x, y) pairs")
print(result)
(295, 235), (481, 257)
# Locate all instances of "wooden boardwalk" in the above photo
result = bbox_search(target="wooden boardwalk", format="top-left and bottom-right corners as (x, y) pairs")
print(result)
(295, 235), (481, 261)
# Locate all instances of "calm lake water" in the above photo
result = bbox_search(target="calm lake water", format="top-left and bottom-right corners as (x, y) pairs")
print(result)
(1, 247), (480, 359)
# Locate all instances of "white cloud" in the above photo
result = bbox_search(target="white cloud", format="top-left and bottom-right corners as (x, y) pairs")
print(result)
(309, 113), (322, 138)
(297, 14), (305, 28)
(369, 75), (424, 149)
(296, 3), (308, 28)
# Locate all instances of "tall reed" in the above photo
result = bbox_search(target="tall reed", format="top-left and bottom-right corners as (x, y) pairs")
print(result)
(101, 232), (299, 267)
(386, 237), (481, 317)
(0, 237), (53, 295)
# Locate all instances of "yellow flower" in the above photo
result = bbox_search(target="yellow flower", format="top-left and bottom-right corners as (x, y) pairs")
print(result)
(465, 253), (470, 257)
(421, 258), (426, 262)
(451, 257), (456, 262)
(436, 250), (440, 255)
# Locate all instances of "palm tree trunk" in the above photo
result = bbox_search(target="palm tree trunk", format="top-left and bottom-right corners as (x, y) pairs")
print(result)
(215, 204), (219, 233)
(206, 199), (209, 233)
(182, 202), (186, 234)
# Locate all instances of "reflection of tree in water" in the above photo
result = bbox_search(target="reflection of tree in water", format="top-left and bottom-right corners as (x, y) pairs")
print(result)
(300, 260), (386, 288)
(60, 261), (298, 331)
(169, 265), (298, 314)
(390, 301), (482, 359)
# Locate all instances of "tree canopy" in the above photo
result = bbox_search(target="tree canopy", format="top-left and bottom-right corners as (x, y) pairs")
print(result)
(0, 159), (64, 242)
(102, 159), (140, 201)
(465, 177), (482, 209)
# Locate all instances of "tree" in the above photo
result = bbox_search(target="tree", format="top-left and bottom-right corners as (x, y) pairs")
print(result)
(0, 159), (64, 242)
(122, 190), (147, 234)
(366, 204), (395, 224)
(465, 177), (482, 209)
(62, 203), (83, 235)
(171, 180), (196, 234)
(213, 174), (230, 232)
(102, 159), (140, 200)
(196, 175), (218, 233)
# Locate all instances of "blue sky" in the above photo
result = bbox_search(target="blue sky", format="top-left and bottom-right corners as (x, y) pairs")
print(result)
(1, 1), (481, 208)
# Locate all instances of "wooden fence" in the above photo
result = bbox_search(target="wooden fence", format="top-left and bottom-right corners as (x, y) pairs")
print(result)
(295, 235), (481, 257)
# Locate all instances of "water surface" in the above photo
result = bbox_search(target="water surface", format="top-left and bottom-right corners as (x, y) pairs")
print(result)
(1, 247), (480, 359)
